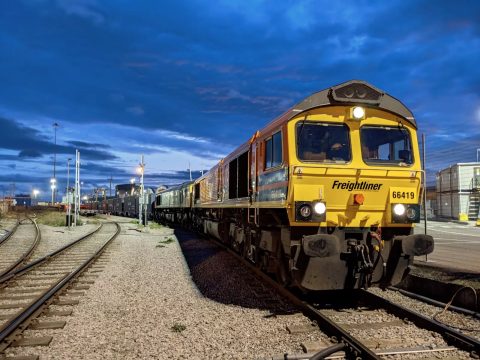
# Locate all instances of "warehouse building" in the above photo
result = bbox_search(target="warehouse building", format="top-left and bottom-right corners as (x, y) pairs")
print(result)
(436, 163), (480, 220)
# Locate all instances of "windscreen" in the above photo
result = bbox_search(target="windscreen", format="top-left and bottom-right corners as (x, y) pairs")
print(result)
(360, 126), (413, 165)
(296, 122), (351, 162)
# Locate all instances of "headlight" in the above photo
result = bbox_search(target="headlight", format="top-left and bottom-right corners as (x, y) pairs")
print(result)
(296, 201), (326, 222)
(352, 106), (365, 119)
(392, 204), (420, 223)
(298, 204), (312, 218)
(313, 202), (326, 215)
(393, 204), (406, 216)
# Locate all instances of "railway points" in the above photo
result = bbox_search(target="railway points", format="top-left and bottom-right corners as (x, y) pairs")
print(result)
(0, 218), (40, 278)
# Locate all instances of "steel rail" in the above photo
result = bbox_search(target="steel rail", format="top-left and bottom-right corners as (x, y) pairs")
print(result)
(0, 218), (41, 279)
(389, 285), (480, 319)
(0, 219), (20, 246)
(0, 223), (103, 284)
(0, 222), (120, 350)
(359, 290), (480, 356)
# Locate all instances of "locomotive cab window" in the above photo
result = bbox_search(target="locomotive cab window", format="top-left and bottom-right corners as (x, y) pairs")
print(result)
(360, 126), (413, 165)
(265, 131), (282, 169)
(296, 122), (351, 163)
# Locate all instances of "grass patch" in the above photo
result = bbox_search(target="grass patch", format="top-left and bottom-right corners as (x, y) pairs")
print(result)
(171, 323), (186, 333)
(149, 222), (163, 229)
(159, 237), (175, 244)
(129, 219), (139, 224)
(36, 211), (83, 227)
(156, 237), (175, 248)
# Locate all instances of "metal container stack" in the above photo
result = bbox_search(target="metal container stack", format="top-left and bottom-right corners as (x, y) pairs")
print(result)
(436, 163), (480, 220)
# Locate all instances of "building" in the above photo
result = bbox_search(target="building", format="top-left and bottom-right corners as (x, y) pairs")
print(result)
(436, 163), (480, 220)
(3, 195), (32, 207)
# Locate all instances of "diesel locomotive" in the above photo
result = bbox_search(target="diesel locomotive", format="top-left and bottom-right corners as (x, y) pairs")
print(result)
(154, 80), (434, 291)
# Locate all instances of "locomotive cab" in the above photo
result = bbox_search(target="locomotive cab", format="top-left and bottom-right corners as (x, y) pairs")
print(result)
(283, 81), (434, 290)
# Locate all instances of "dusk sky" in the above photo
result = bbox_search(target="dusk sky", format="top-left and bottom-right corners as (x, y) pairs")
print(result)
(1, 0), (479, 200)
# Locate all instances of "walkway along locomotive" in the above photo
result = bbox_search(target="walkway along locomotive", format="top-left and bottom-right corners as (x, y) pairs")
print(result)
(154, 80), (434, 291)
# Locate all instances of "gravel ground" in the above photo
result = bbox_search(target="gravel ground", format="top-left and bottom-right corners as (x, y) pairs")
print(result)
(0, 217), (17, 237)
(410, 264), (480, 290)
(6, 219), (329, 360)
(369, 287), (480, 342)
(28, 220), (99, 262)
(5, 216), (478, 359)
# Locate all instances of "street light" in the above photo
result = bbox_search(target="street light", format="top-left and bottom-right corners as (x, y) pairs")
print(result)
(32, 189), (39, 205)
(52, 122), (59, 204)
(130, 178), (136, 195)
(50, 178), (56, 204)
(137, 155), (145, 226)
(67, 158), (72, 228)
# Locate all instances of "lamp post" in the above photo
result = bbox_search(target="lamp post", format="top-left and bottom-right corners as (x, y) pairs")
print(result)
(52, 122), (59, 204)
(137, 155), (145, 226)
(67, 158), (72, 228)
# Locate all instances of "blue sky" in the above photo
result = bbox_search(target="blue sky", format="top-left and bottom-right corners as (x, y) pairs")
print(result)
(1, 0), (479, 199)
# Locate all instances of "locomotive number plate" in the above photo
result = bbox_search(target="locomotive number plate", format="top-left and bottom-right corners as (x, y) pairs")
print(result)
(389, 187), (417, 204)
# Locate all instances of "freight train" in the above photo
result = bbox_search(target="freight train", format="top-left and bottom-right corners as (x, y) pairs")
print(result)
(83, 192), (155, 219)
(153, 80), (434, 291)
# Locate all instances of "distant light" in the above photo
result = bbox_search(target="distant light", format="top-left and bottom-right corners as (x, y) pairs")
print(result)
(50, 184), (56, 190)
(82, 196), (88, 200)
(352, 106), (365, 119)
(130, 178), (136, 184)
(50, 178), (56, 184)
(136, 166), (143, 174)
(33, 189), (40, 196)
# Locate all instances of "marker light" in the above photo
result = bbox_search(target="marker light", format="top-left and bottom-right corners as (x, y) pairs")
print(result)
(393, 204), (406, 216)
(298, 204), (312, 218)
(313, 202), (326, 215)
(352, 106), (365, 119)
(406, 207), (417, 220)
(353, 194), (365, 205)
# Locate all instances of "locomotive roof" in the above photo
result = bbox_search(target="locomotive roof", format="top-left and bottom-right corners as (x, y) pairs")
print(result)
(290, 80), (416, 127)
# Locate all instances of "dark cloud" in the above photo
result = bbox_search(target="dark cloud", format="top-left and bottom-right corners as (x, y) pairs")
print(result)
(67, 140), (110, 149)
(0, 117), (117, 161)
(18, 149), (43, 158)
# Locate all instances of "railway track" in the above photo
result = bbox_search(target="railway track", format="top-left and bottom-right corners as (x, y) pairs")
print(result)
(0, 218), (40, 279)
(188, 229), (480, 359)
(0, 222), (120, 356)
(0, 219), (20, 246)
